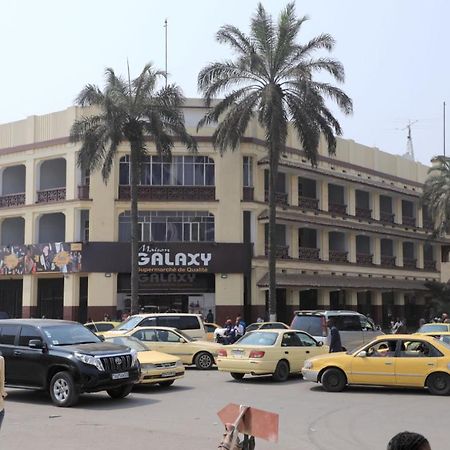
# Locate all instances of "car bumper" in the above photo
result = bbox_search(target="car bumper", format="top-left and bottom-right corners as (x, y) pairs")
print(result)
(139, 369), (185, 384)
(79, 366), (140, 392)
(217, 358), (275, 375)
(301, 369), (319, 382)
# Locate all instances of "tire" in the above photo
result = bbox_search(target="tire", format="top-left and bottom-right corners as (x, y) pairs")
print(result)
(159, 380), (175, 387)
(194, 352), (214, 370)
(230, 372), (245, 381)
(49, 371), (79, 407)
(427, 373), (450, 396)
(107, 383), (133, 399)
(272, 360), (289, 382)
(321, 368), (347, 392)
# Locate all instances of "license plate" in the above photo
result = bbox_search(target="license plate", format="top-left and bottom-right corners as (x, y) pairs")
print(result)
(112, 371), (129, 380)
(161, 371), (176, 378)
(231, 350), (244, 358)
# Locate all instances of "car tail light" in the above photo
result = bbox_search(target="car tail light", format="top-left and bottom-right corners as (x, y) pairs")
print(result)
(321, 316), (328, 337)
(249, 350), (265, 358)
(218, 349), (227, 357)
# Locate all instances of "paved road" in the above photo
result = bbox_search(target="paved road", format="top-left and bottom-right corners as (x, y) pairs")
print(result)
(1, 368), (447, 449)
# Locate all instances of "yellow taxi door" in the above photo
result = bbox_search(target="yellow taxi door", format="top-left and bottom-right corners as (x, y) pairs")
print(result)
(349, 339), (398, 385)
(280, 332), (305, 373)
(153, 329), (191, 363)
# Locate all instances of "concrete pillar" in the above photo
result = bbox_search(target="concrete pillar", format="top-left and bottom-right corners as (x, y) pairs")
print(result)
(347, 186), (356, 216)
(435, 245), (442, 272)
(417, 242), (424, 269)
(65, 151), (77, 201)
(319, 180), (328, 212)
(318, 288), (331, 309)
(394, 197), (402, 225)
(63, 273), (80, 320)
(320, 229), (329, 261)
(22, 275), (38, 317)
(396, 240), (403, 267)
(290, 174), (298, 207)
(25, 159), (36, 205)
(290, 227), (299, 259)
(255, 222), (265, 257)
(417, 205), (423, 228)
(372, 291), (383, 325)
(346, 290), (358, 310)
(373, 237), (381, 265)
(215, 273), (244, 325)
(394, 291), (406, 320)
(87, 273), (117, 320)
(64, 208), (77, 242)
(254, 161), (265, 203)
(23, 211), (35, 245)
(348, 232), (357, 263)
(371, 192), (380, 221)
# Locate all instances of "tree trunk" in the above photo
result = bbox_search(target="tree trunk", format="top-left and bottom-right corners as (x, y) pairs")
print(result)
(268, 147), (279, 322)
(129, 143), (140, 315)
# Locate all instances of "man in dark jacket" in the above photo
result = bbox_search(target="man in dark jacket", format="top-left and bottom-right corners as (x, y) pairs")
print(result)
(327, 319), (342, 353)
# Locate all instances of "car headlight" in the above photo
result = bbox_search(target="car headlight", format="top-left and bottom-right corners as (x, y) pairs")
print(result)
(175, 360), (183, 367)
(74, 352), (104, 371)
(130, 349), (138, 367)
(141, 363), (157, 370)
(303, 360), (313, 370)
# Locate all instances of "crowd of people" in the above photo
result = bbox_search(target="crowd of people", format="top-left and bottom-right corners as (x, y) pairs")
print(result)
(217, 316), (247, 345)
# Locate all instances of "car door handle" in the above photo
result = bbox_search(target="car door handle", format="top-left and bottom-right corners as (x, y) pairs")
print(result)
(384, 362), (393, 365)
(284, 351), (289, 355)
(14, 351), (22, 356)
(427, 363), (435, 366)
(306, 351), (310, 354)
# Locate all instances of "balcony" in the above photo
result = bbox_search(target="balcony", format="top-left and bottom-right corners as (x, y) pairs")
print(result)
(356, 253), (373, 265)
(243, 187), (254, 201)
(328, 203), (347, 216)
(37, 188), (66, 203)
(329, 250), (348, 263)
(265, 245), (289, 259)
(0, 193), (25, 208)
(380, 211), (395, 223)
(355, 207), (372, 220)
(78, 185), (90, 200)
(299, 247), (320, 261)
(424, 260), (437, 271)
(118, 185), (216, 202)
(402, 216), (416, 227)
(423, 218), (433, 231)
(403, 258), (417, 269)
(381, 255), (396, 267)
(299, 196), (319, 211)
(264, 190), (288, 206)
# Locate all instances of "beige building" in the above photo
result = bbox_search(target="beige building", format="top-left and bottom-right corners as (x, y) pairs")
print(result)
(0, 99), (447, 327)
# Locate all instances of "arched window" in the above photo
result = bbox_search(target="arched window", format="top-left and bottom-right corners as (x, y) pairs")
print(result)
(118, 211), (215, 242)
(119, 155), (215, 186)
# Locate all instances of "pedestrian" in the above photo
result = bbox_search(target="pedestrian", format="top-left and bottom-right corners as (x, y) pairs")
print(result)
(327, 318), (342, 353)
(223, 319), (234, 344)
(387, 431), (431, 450)
(206, 309), (214, 323)
(256, 316), (264, 323)
(0, 353), (6, 431)
(392, 318), (405, 334)
(234, 316), (246, 337)
(419, 318), (426, 328)
(442, 312), (449, 323)
(103, 313), (111, 321)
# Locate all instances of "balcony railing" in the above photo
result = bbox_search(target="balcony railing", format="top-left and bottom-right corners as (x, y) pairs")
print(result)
(402, 216), (416, 227)
(264, 190), (288, 206)
(37, 187), (66, 203)
(118, 185), (216, 202)
(299, 247), (320, 261)
(381, 255), (396, 267)
(424, 260), (437, 271)
(403, 257), (417, 269)
(299, 196), (319, 210)
(423, 218), (434, 230)
(0, 192), (25, 208)
(78, 185), (90, 200)
(265, 245), (290, 259)
(243, 187), (254, 202)
(328, 203), (347, 216)
(355, 207), (372, 220)
(329, 250), (348, 263)
(356, 253), (373, 265)
(380, 211), (395, 223)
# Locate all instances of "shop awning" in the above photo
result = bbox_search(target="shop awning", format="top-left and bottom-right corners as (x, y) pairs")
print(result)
(256, 273), (430, 291)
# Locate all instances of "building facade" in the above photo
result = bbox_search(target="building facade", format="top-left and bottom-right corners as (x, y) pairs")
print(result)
(0, 100), (447, 327)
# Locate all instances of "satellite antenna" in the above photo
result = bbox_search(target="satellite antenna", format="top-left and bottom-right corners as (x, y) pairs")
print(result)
(400, 120), (418, 161)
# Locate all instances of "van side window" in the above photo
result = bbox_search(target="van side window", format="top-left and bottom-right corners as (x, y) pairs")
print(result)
(179, 316), (200, 330)
(140, 318), (157, 327)
(334, 315), (362, 331)
(0, 325), (20, 345)
(157, 316), (180, 328)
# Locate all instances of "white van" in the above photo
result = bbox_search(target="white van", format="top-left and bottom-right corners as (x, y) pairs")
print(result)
(110, 313), (206, 340)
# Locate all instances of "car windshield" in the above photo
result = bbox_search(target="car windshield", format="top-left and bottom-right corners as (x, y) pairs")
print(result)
(235, 331), (278, 346)
(115, 316), (143, 331)
(418, 324), (449, 333)
(42, 324), (101, 346)
(105, 336), (149, 352)
(174, 329), (194, 342)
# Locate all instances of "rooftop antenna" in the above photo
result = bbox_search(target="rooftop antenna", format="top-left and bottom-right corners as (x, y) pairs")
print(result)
(400, 120), (418, 161)
(164, 18), (168, 88)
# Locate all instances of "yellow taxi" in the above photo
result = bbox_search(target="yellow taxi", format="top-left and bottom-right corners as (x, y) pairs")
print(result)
(217, 329), (328, 382)
(104, 326), (223, 370)
(417, 323), (450, 333)
(84, 321), (121, 333)
(204, 322), (220, 341)
(302, 334), (450, 395)
(104, 335), (184, 387)
(416, 331), (450, 346)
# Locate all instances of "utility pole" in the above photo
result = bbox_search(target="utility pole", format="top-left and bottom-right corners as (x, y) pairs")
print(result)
(164, 19), (168, 88)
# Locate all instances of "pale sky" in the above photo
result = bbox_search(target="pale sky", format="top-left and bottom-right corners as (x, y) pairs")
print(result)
(1, 0), (449, 165)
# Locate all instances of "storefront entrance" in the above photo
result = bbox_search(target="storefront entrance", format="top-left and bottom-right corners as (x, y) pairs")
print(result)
(139, 295), (189, 313)
(0, 279), (22, 318)
(37, 278), (64, 319)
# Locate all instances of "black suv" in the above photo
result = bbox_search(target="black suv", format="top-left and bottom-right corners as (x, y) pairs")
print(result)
(0, 319), (140, 407)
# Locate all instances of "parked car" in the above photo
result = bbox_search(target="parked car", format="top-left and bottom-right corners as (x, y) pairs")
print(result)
(84, 321), (121, 333)
(217, 329), (328, 382)
(104, 335), (184, 387)
(415, 331), (450, 345)
(291, 310), (383, 351)
(108, 326), (222, 370)
(417, 323), (450, 333)
(0, 319), (140, 407)
(108, 313), (206, 340)
(302, 334), (450, 395)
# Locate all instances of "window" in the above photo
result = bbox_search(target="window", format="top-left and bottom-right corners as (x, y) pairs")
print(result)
(296, 332), (317, 347)
(19, 326), (42, 347)
(243, 157), (253, 187)
(281, 332), (303, 347)
(360, 317), (374, 331)
(133, 329), (157, 342)
(157, 317), (180, 328)
(365, 340), (398, 357)
(156, 330), (181, 343)
(179, 316), (201, 330)
(400, 340), (441, 358)
(261, 322), (287, 330)
(140, 318), (157, 327)
(0, 325), (19, 345)
(333, 315), (362, 332)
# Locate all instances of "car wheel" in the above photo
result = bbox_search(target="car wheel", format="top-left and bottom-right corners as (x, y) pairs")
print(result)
(427, 373), (450, 396)
(194, 352), (214, 370)
(272, 360), (289, 382)
(107, 384), (133, 399)
(49, 371), (79, 407)
(321, 368), (347, 392)
(230, 372), (245, 381)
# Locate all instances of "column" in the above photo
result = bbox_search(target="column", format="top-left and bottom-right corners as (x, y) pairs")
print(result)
(319, 180), (328, 212)
(394, 197), (403, 225)
(24, 211), (35, 245)
(348, 233), (357, 263)
(255, 222), (265, 257)
(63, 273), (80, 321)
(435, 244), (442, 272)
(65, 151), (77, 201)
(320, 229), (329, 261)
(417, 242), (424, 269)
(318, 288), (331, 309)
(215, 273), (244, 325)
(254, 161), (265, 203)
(346, 290), (358, 311)
(290, 227), (299, 259)
(64, 207), (77, 242)
(371, 191), (380, 221)
(417, 205), (423, 228)
(346, 186), (356, 216)
(290, 174), (298, 207)
(372, 291), (383, 326)
(87, 273), (117, 320)
(395, 240), (403, 267)
(394, 291), (406, 320)
(373, 237), (381, 265)
(22, 276), (38, 317)
(25, 159), (36, 205)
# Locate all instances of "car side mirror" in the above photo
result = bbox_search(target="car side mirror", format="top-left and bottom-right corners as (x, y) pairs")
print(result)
(98, 335), (105, 342)
(29, 339), (44, 349)
(317, 341), (323, 347)
(357, 350), (367, 357)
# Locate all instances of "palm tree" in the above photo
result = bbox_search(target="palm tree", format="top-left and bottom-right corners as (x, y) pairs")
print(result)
(70, 64), (197, 314)
(197, 2), (352, 320)
(422, 156), (450, 236)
